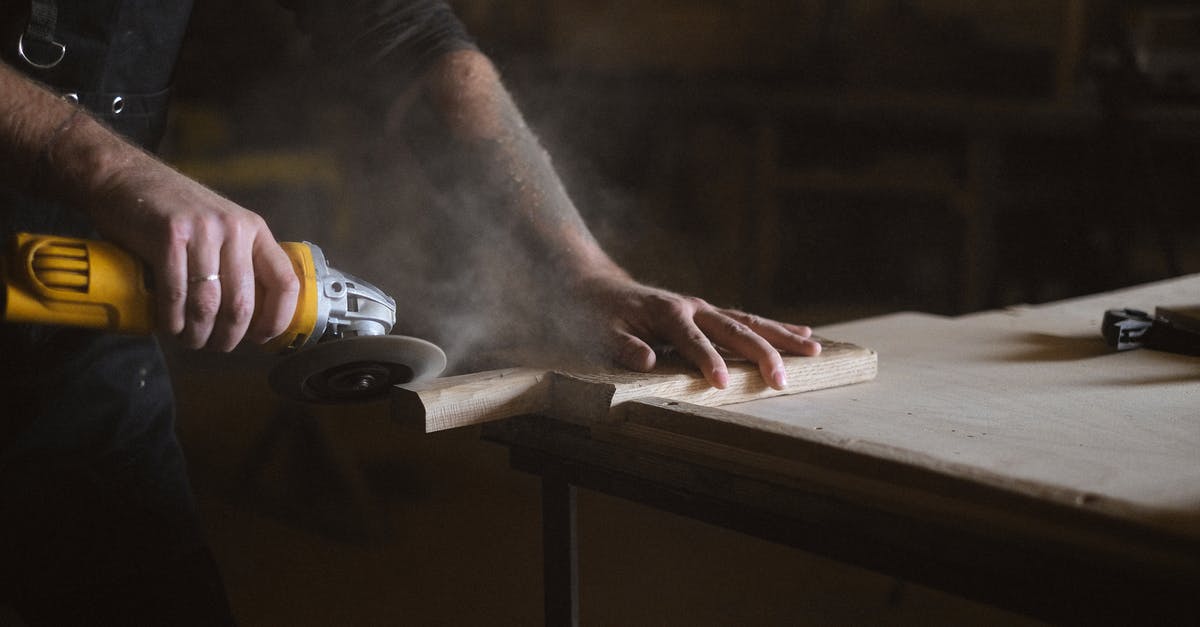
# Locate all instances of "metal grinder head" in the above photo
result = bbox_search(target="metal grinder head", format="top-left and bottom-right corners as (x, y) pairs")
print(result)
(266, 242), (446, 403)
(269, 334), (446, 403)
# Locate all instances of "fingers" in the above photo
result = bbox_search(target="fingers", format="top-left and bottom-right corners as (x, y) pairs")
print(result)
(659, 308), (730, 389)
(81, 149), (291, 351)
(159, 214), (291, 352)
(780, 321), (816, 339)
(615, 291), (820, 391)
(245, 235), (300, 344)
(205, 232), (256, 352)
(178, 229), (223, 350)
(696, 309), (787, 390)
(610, 329), (657, 373)
(723, 309), (822, 357)
(155, 239), (188, 336)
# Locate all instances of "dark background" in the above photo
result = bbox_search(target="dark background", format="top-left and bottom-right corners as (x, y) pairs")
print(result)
(161, 1), (1199, 625)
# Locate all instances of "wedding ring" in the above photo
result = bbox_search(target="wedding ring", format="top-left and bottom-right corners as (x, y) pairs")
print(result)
(188, 273), (221, 284)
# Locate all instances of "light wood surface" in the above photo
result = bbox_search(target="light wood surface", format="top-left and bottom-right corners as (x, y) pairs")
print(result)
(606, 274), (1200, 544)
(392, 341), (877, 432)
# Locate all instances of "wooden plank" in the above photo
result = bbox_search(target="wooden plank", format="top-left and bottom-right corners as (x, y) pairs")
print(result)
(392, 340), (877, 432)
(550, 340), (876, 425)
(391, 367), (551, 433)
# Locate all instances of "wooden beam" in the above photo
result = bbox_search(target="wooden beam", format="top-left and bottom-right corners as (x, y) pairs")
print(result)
(392, 339), (877, 433)
(391, 367), (551, 433)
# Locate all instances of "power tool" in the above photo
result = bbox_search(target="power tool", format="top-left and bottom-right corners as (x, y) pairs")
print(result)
(1, 232), (446, 403)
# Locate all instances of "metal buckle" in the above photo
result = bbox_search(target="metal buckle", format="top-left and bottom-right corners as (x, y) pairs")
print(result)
(17, 31), (65, 69)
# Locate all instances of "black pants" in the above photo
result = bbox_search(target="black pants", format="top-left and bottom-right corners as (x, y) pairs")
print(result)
(0, 325), (235, 626)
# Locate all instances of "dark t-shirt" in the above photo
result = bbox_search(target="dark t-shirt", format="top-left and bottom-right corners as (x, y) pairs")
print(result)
(1, 0), (475, 149)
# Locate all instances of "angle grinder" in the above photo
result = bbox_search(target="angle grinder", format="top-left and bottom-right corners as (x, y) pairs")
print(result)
(1, 232), (446, 403)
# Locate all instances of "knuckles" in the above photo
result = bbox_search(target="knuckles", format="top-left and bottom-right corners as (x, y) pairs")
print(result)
(719, 318), (753, 337)
(162, 285), (188, 305)
(645, 293), (703, 320)
(740, 313), (766, 328)
(186, 292), (221, 320)
(227, 293), (255, 325)
(270, 266), (300, 295)
(160, 219), (193, 255)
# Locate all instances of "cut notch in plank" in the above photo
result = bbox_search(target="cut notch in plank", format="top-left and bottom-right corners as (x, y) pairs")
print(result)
(392, 339), (877, 433)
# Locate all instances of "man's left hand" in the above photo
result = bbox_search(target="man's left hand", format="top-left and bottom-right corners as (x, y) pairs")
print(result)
(575, 274), (822, 390)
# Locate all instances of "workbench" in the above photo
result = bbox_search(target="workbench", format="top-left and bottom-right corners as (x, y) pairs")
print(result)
(435, 275), (1200, 625)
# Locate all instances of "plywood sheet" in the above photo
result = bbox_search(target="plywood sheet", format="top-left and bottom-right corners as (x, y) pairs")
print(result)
(634, 274), (1200, 541)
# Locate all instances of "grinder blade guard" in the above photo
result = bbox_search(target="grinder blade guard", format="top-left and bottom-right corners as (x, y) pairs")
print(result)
(269, 334), (446, 403)
(268, 243), (446, 403)
(293, 242), (395, 348)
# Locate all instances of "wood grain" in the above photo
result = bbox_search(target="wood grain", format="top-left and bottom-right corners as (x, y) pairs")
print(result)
(391, 367), (550, 433)
(392, 340), (877, 432)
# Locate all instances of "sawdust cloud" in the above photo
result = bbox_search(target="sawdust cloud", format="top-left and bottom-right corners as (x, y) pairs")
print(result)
(304, 91), (627, 376)
(168, 4), (661, 376)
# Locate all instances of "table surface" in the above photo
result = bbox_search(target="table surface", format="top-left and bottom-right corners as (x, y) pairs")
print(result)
(478, 275), (1200, 624)
(717, 273), (1198, 542)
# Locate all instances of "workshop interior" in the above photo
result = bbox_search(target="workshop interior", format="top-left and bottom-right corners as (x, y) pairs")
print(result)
(9, 1), (1199, 625)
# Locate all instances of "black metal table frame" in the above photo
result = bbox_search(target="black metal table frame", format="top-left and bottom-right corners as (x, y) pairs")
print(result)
(483, 415), (1199, 627)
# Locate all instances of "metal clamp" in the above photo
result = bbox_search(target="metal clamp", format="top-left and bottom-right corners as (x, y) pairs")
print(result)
(1103, 306), (1200, 356)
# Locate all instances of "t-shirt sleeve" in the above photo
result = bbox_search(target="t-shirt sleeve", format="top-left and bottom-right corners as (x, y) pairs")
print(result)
(276, 0), (477, 80)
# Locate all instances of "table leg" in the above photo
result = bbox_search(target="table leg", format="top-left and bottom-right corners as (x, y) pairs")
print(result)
(542, 473), (579, 627)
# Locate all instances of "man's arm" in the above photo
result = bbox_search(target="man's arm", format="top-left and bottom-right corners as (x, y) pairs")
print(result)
(0, 62), (298, 350)
(408, 50), (821, 389)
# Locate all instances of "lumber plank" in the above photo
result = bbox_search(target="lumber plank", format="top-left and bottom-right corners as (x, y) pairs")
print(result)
(392, 339), (877, 432)
(391, 367), (551, 433)
(550, 340), (876, 424)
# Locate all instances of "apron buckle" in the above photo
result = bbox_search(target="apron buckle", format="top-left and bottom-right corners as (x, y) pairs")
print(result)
(17, 31), (65, 69)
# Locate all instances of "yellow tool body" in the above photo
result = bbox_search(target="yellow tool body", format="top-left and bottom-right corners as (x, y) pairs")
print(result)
(2, 232), (445, 403)
(2, 232), (156, 333)
(2, 232), (320, 351)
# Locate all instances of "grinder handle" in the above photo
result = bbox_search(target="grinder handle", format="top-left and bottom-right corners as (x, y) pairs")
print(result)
(2, 232), (155, 333)
(3, 232), (319, 353)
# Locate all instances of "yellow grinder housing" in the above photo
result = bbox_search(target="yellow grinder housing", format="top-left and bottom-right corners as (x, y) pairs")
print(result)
(2, 233), (396, 351)
(2, 233), (155, 333)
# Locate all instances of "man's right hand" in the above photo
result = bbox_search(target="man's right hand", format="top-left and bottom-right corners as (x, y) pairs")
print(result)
(88, 159), (300, 352)
(1, 61), (298, 351)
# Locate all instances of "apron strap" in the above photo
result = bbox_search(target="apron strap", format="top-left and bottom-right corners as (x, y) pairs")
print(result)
(18, 0), (66, 69)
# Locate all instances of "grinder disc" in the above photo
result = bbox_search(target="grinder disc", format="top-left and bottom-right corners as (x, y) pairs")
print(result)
(268, 335), (447, 404)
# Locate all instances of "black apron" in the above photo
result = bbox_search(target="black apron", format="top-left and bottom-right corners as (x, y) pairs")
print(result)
(1, 2), (234, 623)
(0, 0), (189, 147)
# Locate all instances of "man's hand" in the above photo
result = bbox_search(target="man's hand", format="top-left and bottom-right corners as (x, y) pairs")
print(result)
(407, 50), (822, 388)
(576, 274), (821, 390)
(0, 61), (297, 351)
(87, 157), (300, 351)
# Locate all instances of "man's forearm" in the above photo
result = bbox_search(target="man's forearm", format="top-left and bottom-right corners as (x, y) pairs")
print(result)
(414, 50), (628, 283)
(2, 61), (301, 351)
(388, 50), (818, 385)
(0, 61), (148, 211)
